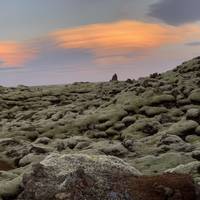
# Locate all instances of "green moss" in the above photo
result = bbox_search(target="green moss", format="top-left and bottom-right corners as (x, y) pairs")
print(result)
(148, 94), (175, 106)
(97, 105), (128, 122)
(166, 161), (200, 181)
(161, 71), (179, 83)
(122, 131), (146, 140)
(121, 116), (137, 126)
(185, 135), (200, 144)
(105, 128), (120, 137)
(139, 106), (168, 117)
(0, 176), (22, 199)
(116, 92), (144, 113)
(132, 152), (194, 175)
(195, 126), (200, 135)
(95, 121), (113, 131)
(167, 120), (199, 136)
(122, 118), (160, 140)
(189, 89), (200, 103)
(41, 130), (56, 139)
(113, 122), (125, 130)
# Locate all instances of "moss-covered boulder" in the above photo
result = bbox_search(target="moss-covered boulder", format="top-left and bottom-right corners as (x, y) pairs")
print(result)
(139, 106), (168, 117)
(122, 118), (161, 140)
(186, 108), (200, 121)
(166, 161), (200, 182)
(132, 152), (194, 175)
(0, 176), (22, 199)
(167, 120), (199, 137)
(189, 89), (200, 103)
(148, 94), (175, 106)
(116, 92), (144, 113)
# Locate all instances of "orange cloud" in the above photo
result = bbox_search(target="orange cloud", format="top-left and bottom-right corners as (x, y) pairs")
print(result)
(52, 20), (200, 64)
(1, 20), (199, 67)
(0, 41), (35, 67)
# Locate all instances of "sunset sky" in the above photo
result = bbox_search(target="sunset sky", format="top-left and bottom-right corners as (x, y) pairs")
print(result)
(0, 0), (200, 86)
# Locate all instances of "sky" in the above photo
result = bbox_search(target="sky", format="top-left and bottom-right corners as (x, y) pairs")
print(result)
(0, 0), (200, 86)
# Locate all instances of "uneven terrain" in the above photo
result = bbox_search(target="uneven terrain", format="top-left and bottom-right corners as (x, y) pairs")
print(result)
(1, 57), (200, 199)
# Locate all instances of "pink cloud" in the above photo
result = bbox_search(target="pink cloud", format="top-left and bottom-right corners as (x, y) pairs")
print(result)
(0, 41), (36, 67)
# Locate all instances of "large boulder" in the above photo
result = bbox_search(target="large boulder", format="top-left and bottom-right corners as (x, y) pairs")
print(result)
(16, 153), (141, 200)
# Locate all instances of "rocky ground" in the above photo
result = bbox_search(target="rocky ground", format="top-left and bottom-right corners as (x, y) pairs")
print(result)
(1, 57), (200, 199)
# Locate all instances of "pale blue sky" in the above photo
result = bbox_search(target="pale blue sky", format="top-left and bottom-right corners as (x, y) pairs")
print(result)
(0, 0), (153, 40)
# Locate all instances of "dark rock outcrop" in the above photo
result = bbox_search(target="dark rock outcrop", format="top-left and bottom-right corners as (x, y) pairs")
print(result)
(111, 73), (118, 81)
